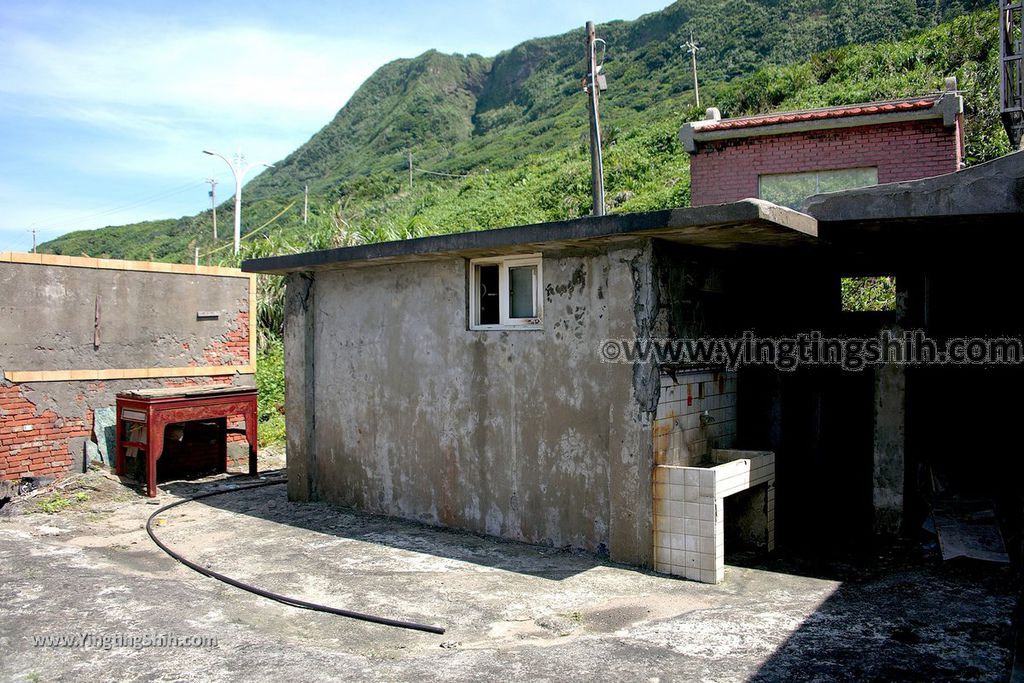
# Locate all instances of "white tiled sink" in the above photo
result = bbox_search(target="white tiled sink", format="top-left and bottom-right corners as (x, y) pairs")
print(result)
(653, 449), (775, 584)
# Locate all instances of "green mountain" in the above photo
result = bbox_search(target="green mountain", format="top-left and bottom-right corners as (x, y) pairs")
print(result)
(243, 0), (986, 200)
(41, 0), (1003, 265)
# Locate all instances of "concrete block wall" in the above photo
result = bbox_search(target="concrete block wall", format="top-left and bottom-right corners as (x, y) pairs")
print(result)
(284, 244), (656, 565)
(690, 119), (961, 207)
(654, 370), (737, 466)
(0, 255), (255, 481)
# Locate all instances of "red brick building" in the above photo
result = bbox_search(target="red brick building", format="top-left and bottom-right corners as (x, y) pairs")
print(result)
(680, 83), (965, 208)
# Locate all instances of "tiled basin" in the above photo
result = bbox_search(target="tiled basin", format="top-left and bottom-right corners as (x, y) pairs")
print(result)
(653, 449), (775, 583)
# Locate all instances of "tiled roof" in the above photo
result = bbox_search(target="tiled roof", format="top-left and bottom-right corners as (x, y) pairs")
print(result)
(699, 96), (941, 133)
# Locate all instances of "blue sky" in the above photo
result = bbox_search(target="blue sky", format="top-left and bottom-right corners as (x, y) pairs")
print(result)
(0, 0), (669, 253)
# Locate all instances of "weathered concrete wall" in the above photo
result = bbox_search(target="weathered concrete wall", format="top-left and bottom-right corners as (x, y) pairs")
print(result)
(283, 272), (315, 503)
(286, 245), (655, 564)
(0, 259), (254, 481)
(872, 363), (905, 535)
(0, 263), (250, 372)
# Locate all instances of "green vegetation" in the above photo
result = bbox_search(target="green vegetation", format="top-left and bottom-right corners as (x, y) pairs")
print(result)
(36, 491), (89, 514)
(255, 339), (287, 447)
(35, 3), (1010, 443)
(842, 276), (898, 312)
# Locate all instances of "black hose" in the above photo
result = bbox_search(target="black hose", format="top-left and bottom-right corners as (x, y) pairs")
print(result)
(145, 479), (446, 635)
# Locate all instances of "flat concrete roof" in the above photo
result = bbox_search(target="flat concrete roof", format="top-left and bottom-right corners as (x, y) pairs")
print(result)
(797, 150), (1024, 261)
(804, 149), (1024, 225)
(242, 199), (817, 275)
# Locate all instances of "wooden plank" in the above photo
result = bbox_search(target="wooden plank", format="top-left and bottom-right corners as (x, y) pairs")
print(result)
(4, 365), (255, 383)
(120, 385), (256, 399)
(0, 251), (248, 279)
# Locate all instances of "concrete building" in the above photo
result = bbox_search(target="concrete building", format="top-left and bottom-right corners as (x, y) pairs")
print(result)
(245, 101), (1023, 581)
(247, 202), (816, 579)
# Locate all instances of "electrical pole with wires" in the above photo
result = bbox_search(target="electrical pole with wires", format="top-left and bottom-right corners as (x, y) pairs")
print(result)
(408, 151), (414, 192)
(303, 184), (309, 224)
(682, 31), (702, 109)
(206, 178), (218, 241)
(29, 227), (37, 254)
(583, 20), (608, 217)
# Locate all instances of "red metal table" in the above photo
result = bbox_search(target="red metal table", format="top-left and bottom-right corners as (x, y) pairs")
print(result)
(114, 386), (258, 497)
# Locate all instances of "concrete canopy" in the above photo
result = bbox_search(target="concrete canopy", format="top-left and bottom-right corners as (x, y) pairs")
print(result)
(803, 149), (1024, 244)
(242, 199), (817, 275)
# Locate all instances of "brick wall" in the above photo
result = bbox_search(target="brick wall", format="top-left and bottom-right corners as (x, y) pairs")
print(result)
(0, 384), (89, 479)
(0, 256), (255, 482)
(690, 119), (962, 207)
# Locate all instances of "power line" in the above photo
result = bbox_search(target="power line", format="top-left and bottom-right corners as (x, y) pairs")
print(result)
(200, 198), (299, 260)
(29, 177), (229, 233)
(416, 168), (475, 178)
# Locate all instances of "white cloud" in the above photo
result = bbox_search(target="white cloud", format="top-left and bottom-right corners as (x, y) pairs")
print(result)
(0, 7), (397, 242)
(0, 21), (387, 129)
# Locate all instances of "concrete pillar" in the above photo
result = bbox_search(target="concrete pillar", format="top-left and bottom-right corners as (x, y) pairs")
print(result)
(283, 273), (316, 502)
(873, 362), (906, 534)
(872, 280), (909, 535)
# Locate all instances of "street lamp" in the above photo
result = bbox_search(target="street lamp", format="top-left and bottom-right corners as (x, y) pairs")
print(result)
(202, 149), (274, 255)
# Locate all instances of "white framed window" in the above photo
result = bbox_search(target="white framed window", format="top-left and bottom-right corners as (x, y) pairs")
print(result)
(469, 254), (543, 330)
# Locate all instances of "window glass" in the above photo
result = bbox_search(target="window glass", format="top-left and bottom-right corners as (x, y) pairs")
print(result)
(817, 167), (877, 194)
(508, 265), (535, 318)
(478, 264), (499, 325)
(759, 167), (878, 209)
(469, 254), (542, 330)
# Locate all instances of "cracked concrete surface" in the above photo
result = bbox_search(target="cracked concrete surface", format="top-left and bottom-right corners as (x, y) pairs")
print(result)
(0, 471), (1014, 682)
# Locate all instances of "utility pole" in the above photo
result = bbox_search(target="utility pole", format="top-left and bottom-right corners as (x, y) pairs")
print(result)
(30, 227), (37, 254)
(583, 21), (607, 217)
(206, 178), (218, 241)
(303, 184), (309, 224)
(682, 32), (702, 109)
(408, 151), (414, 192)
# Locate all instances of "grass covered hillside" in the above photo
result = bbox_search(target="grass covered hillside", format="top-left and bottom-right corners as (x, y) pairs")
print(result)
(40, 0), (998, 265)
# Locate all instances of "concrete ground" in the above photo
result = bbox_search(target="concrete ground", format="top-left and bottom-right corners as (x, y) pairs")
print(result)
(0, 467), (1016, 682)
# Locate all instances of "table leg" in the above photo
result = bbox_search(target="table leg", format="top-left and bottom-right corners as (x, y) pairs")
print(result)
(147, 418), (165, 498)
(115, 409), (124, 476)
(218, 418), (228, 473)
(246, 401), (258, 475)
